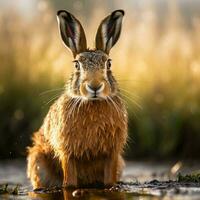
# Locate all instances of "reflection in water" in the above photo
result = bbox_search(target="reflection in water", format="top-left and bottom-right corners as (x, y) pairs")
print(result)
(63, 189), (126, 200)
(29, 188), (155, 200)
(19, 181), (200, 200)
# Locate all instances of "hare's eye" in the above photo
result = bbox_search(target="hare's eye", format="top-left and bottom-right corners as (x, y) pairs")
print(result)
(73, 60), (80, 70)
(106, 59), (112, 70)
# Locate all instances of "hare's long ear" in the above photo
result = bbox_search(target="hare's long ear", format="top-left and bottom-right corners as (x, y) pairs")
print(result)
(57, 10), (87, 57)
(95, 10), (124, 54)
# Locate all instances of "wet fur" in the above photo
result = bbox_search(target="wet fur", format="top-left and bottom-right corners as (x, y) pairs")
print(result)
(27, 94), (127, 188)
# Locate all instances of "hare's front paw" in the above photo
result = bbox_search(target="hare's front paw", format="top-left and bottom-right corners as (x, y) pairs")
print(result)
(62, 181), (77, 188)
(104, 156), (118, 187)
(62, 158), (78, 188)
(62, 174), (78, 188)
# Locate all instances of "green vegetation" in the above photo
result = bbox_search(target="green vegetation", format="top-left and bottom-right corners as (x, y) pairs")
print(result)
(0, 184), (8, 195)
(178, 173), (200, 183)
(0, 184), (19, 195)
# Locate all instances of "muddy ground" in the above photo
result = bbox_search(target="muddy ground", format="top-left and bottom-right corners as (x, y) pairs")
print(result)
(0, 160), (200, 200)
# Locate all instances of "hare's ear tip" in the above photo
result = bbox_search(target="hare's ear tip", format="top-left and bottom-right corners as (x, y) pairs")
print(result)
(57, 10), (70, 17)
(112, 9), (125, 17)
(57, 10), (65, 16)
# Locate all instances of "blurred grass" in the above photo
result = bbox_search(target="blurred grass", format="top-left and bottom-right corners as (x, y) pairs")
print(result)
(0, 1), (200, 159)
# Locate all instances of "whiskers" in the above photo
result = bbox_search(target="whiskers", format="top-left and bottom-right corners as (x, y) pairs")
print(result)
(39, 87), (65, 106)
(39, 83), (142, 121)
(106, 96), (121, 117)
(117, 86), (143, 120)
(115, 77), (145, 110)
(120, 88), (142, 110)
(67, 97), (83, 118)
(39, 88), (65, 96)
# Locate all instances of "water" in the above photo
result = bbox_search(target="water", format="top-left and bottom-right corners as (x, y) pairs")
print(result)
(0, 160), (200, 200)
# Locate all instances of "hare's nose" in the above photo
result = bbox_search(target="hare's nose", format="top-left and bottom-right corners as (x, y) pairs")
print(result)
(86, 83), (104, 93)
(88, 84), (101, 91)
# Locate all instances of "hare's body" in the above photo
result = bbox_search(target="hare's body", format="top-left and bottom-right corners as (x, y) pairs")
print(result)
(27, 94), (127, 188)
(27, 9), (128, 188)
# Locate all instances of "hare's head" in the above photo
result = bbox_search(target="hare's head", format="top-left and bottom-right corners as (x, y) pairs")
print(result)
(57, 10), (124, 100)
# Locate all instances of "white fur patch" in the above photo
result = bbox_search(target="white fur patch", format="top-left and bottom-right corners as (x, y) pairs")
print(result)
(97, 83), (105, 94)
(86, 84), (95, 94)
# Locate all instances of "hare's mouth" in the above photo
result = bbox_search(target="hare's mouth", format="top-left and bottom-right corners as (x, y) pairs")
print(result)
(90, 95), (106, 100)
(91, 94), (98, 99)
(88, 94), (104, 101)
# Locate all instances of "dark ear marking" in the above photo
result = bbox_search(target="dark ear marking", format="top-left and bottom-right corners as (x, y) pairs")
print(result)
(95, 10), (124, 54)
(57, 10), (87, 57)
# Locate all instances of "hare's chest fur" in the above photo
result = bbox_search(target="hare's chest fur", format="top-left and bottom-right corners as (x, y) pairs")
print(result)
(45, 96), (127, 159)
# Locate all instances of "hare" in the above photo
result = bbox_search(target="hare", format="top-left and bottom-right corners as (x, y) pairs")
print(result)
(27, 9), (128, 189)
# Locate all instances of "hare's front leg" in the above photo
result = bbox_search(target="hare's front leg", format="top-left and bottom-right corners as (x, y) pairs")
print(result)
(61, 157), (77, 187)
(104, 154), (118, 186)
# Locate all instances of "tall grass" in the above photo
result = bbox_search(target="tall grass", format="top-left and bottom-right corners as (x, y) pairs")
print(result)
(0, 2), (200, 159)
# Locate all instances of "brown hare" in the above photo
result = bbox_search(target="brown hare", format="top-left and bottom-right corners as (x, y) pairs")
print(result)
(27, 9), (128, 189)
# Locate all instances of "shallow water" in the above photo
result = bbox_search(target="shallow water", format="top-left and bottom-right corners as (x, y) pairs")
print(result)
(0, 160), (200, 200)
